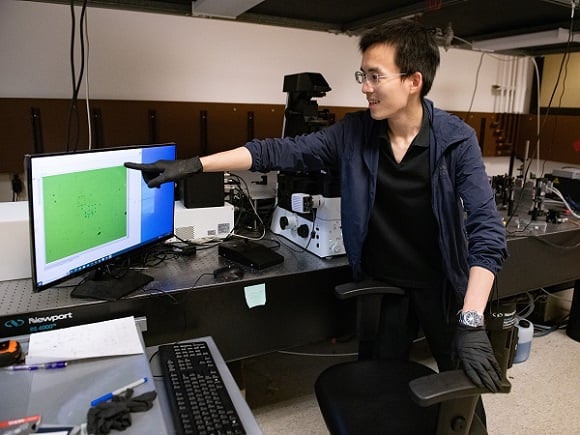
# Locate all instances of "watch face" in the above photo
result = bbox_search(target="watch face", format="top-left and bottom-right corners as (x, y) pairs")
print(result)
(461, 311), (484, 327)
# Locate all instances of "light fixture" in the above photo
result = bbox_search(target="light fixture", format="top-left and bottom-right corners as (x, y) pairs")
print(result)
(472, 28), (580, 51)
(191, 0), (264, 19)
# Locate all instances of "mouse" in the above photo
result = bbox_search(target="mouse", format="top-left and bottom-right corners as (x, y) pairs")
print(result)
(213, 264), (244, 281)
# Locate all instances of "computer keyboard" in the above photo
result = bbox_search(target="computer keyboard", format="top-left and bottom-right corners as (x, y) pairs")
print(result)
(159, 341), (246, 435)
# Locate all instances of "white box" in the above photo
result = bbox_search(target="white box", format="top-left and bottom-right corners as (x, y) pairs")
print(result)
(171, 201), (234, 242)
(0, 201), (31, 281)
(552, 168), (580, 180)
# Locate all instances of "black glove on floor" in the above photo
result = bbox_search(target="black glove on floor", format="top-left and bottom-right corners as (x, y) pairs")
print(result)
(87, 388), (158, 435)
(454, 325), (502, 392)
(124, 156), (203, 188)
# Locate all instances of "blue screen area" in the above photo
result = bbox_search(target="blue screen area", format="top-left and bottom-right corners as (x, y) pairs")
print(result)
(140, 145), (175, 243)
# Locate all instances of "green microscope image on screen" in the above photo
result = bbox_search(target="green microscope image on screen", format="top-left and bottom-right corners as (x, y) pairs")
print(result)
(42, 166), (128, 263)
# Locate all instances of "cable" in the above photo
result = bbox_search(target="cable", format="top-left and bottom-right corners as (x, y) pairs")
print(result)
(533, 315), (569, 337)
(452, 34), (472, 47)
(84, 6), (92, 150)
(277, 350), (357, 358)
(535, 2), (576, 129)
(65, 0), (77, 152)
(227, 173), (267, 241)
(538, 286), (573, 303)
(65, 0), (89, 152)
(142, 287), (180, 305)
(513, 287), (572, 337)
(466, 51), (485, 116)
(548, 185), (580, 218)
(11, 174), (23, 201)
(301, 208), (317, 252)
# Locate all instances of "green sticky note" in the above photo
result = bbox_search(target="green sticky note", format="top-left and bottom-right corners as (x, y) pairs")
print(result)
(244, 283), (266, 308)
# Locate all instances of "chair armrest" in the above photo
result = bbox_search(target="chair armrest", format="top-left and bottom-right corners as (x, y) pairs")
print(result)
(409, 369), (512, 407)
(335, 280), (405, 300)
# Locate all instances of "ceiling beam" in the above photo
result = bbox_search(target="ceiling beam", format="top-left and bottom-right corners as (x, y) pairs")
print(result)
(342, 0), (468, 34)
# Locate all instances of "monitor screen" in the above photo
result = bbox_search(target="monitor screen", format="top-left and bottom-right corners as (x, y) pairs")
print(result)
(26, 143), (176, 296)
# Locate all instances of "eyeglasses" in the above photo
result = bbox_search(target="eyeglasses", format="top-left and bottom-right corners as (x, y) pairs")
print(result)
(354, 71), (406, 86)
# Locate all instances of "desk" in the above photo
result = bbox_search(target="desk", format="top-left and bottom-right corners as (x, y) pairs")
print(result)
(0, 330), (168, 433)
(498, 218), (580, 298)
(0, 331), (261, 434)
(0, 234), (353, 361)
(499, 217), (580, 341)
(1, 218), (579, 360)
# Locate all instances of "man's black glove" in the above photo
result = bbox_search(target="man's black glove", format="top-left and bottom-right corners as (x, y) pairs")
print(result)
(86, 388), (157, 435)
(124, 157), (202, 188)
(454, 325), (502, 392)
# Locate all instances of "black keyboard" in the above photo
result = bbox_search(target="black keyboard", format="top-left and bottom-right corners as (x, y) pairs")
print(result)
(159, 341), (246, 435)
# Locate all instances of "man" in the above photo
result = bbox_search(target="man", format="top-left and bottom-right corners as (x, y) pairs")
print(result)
(126, 20), (507, 393)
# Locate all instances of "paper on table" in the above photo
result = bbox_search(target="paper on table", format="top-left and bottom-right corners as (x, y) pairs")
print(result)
(26, 316), (144, 364)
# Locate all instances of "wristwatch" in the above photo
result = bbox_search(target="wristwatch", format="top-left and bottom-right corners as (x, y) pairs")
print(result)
(458, 310), (485, 328)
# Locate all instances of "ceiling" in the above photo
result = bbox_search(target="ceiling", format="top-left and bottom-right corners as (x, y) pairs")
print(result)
(31, 0), (580, 55)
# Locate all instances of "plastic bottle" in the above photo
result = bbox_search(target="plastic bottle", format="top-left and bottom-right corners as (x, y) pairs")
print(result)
(513, 317), (533, 364)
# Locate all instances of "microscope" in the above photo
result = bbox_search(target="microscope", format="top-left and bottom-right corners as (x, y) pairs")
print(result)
(270, 73), (345, 258)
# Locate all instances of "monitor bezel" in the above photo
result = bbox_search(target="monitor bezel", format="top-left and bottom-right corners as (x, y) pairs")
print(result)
(25, 143), (176, 293)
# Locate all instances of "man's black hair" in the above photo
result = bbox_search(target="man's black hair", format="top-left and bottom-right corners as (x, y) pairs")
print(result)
(359, 20), (440, 98)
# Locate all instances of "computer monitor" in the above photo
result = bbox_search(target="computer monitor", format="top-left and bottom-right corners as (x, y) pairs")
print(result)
(25, 143), (176, 299)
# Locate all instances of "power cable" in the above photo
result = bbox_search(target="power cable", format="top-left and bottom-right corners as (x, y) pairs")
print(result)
(65, 0), (89, 152)
(83, 5), (92, 149)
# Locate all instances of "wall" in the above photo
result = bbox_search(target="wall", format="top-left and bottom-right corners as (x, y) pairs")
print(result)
(0, 0), (536, 201)
(540, 53), (580, 108)
(0, 1), (530, 109)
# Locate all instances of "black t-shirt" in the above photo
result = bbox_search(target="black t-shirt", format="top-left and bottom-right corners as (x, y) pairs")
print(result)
(361, 110), (443, 289)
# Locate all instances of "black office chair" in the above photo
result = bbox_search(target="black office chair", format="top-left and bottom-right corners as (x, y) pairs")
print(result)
(315, 280), (515, 435)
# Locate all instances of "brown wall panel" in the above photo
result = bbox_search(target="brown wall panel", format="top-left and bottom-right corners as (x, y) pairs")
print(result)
(32, 99), (89, 154)
(154, 101), (200, 159)
(0, 99), (36, 173)
(2, 98), (579, 175)
(203, 103), (248, 154)
(450, 111), (530, 159)
(251, 104), (284, 140)
(518, 114), (580, 165)
(90, 100), (152, 149)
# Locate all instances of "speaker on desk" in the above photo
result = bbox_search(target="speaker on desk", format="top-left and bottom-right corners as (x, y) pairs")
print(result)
(179, 172), (224, 209)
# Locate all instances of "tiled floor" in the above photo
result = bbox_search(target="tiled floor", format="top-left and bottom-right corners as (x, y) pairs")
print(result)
(244, 327), (580, 434)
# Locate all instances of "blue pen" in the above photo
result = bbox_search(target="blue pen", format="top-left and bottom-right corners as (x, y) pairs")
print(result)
(3, 361), (68, 371)
(90, 377), (148, 407)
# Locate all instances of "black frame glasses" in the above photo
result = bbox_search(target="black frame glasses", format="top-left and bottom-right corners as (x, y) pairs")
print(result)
(354, 71), (407, 86)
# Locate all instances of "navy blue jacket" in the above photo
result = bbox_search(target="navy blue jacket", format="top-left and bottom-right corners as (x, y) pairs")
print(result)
(245, 99), (508, 299)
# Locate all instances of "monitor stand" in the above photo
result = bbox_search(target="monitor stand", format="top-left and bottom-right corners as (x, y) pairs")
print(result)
(70, 268), (153, 301)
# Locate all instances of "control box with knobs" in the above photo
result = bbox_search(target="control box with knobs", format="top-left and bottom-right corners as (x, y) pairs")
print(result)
(270, 195), (345, 258)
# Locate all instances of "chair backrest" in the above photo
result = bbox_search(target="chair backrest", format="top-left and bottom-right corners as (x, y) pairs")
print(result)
(334, 280), (406, 360)
(317, 280), (517, 435)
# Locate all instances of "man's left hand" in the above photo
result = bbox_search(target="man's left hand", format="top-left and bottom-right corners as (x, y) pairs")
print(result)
(454, 325), (502, 392)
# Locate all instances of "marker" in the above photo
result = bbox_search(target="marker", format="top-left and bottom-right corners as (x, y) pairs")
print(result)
(90, 377), (148, 407)
(3, 361), (67, 371)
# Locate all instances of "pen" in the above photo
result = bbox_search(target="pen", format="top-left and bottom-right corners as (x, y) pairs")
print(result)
(90, 377), (148, 407)
(3, 361), (67, 371)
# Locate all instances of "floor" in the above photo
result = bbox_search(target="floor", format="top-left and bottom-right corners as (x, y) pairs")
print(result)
(243, 326), (580, 435)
